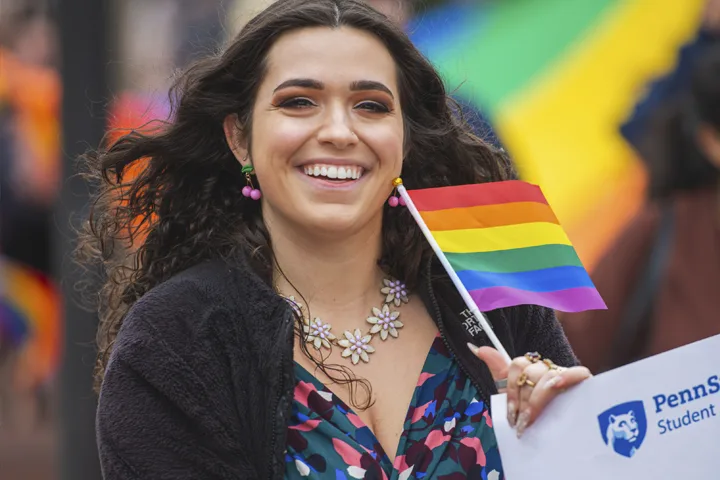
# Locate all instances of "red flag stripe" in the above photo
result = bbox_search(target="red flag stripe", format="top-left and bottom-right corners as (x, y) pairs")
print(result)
(407, 180), (548, 212)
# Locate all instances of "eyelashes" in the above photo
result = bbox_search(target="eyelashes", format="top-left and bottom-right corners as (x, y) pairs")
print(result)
(273, 97), (392, 113)
(355, 101), (391, 113)
(274, 97), (316, 109)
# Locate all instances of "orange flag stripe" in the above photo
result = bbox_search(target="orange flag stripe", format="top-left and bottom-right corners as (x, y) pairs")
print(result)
(420, 201), (560, 231)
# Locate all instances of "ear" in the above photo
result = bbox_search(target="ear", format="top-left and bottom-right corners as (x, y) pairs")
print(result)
(609, 415), (616, 423)
(223, 114), (249, 164)
(696, 124), (720, 169)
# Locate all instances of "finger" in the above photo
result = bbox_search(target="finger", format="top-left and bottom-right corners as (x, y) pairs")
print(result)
(515, 362), (550, 437)
(522, 369), (564, 431)
(471, 345), (510, 383)
(544, 366), (593, 392)
(505, 357), (532, 427)
(519, 366), (593, 436)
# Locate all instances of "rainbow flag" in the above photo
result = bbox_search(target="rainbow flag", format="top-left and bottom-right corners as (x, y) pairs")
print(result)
(406, 181), (606, 313)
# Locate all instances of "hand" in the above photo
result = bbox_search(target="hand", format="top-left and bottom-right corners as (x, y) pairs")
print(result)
(468, 344), (592, 438)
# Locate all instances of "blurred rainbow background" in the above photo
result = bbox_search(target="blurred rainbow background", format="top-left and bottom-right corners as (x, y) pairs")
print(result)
(410, 0), (704, 269)
(0, 257), (61, 388)
(1, 43), (62, 389)
(0, 0), (707, 388)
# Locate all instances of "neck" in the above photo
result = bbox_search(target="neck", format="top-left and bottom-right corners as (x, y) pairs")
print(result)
(268, 214), (387, 328)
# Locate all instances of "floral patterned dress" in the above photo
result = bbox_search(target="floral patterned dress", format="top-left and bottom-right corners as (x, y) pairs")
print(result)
(285, 334), (504, 479)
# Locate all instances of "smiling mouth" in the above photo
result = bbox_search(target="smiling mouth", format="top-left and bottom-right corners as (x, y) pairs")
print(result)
(301, 164), (365, 182)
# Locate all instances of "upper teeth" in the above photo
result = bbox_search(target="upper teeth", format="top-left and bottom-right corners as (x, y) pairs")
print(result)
(303, 164), (364, 180)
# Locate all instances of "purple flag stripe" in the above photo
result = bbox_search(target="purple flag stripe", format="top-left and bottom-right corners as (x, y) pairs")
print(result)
(469, 286), (607, 313)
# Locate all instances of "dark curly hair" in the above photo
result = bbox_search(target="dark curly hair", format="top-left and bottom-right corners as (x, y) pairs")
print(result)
(77, 0), (513, 399)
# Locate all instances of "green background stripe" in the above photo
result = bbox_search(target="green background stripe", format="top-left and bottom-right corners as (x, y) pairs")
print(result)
(433, 0), (617, 113)
(446, 244), (584, 274)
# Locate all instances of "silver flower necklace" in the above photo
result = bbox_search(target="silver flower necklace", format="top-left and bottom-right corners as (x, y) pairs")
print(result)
(280, 278), (410, 365)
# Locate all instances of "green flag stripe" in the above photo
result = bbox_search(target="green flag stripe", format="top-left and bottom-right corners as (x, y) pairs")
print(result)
(445, 244), (585, 274)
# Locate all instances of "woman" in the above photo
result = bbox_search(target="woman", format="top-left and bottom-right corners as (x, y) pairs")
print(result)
(82, 1), (591, 478)
(562, 44), (720, 373)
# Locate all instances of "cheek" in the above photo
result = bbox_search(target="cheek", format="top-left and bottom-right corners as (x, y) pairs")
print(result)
(253, 116), (310, 163)
(368, 124), (404, 169)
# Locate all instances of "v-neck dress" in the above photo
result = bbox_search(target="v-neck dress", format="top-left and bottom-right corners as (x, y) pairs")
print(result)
(284, 334), (504, 479)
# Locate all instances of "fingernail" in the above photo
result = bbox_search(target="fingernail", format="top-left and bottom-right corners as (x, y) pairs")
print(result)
(467, 342), (480, 355)
(507, 401), (518, 427)
(544, 375), (565, 390)
(516, 411), (530, 438)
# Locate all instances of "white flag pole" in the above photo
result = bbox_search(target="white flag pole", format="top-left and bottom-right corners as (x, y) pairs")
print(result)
(397, 183), (512, 366)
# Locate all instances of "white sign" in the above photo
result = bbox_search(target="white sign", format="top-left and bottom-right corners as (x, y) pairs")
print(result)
(491, 334), (720, 479)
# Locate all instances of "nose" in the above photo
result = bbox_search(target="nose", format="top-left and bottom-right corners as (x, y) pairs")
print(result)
(316, 104), (358, 149)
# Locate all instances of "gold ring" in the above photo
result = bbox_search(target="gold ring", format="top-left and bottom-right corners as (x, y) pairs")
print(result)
(524, 352), (542, 363)
(543, 358), (558, 370)
(516, 372), (536, 388)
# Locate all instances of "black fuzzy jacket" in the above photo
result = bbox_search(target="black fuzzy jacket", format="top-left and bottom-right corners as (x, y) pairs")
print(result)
(96, 257), (577, 479)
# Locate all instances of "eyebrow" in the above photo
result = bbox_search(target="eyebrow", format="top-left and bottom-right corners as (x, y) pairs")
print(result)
(273, 78), (394, 99)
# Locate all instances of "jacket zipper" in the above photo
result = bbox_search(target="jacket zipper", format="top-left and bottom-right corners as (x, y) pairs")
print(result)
(425, 261), (490, 407)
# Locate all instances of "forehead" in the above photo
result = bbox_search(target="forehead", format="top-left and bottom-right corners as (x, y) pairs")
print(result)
(262, 26), (398, 90)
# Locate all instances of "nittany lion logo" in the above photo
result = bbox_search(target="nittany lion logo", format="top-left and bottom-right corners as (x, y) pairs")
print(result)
(597, 401), (647, 458)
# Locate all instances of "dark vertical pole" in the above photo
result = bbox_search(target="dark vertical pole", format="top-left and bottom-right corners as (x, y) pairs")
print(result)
(56, 0), (112, 478)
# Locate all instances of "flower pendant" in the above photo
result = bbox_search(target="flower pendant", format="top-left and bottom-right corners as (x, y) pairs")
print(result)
(381, 278), (409, 307)
(367, 304), (403, 341)
(337, 329), (375, 364)
(303, 317), (335, 350)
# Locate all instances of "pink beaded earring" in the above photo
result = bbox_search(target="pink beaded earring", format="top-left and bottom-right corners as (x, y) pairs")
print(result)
(241, 165), (261, 200)
(387, 177), (406, 207)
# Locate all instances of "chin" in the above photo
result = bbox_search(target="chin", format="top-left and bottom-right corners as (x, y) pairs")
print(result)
(295, 202), (379, 237)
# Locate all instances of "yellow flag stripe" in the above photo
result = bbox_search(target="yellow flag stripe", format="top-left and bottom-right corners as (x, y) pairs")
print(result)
(433, 222), (572, 254)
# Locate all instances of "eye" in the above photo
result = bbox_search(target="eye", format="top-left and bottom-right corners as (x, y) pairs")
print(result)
(355, 101), (391, 113)
(276, 97), (317, 109)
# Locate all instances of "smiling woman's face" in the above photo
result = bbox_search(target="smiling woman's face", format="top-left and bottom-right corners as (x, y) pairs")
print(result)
(226, 26), (405, 237)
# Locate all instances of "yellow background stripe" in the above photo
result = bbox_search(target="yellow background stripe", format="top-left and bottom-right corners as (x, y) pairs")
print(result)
(493, 0), (703, 266)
